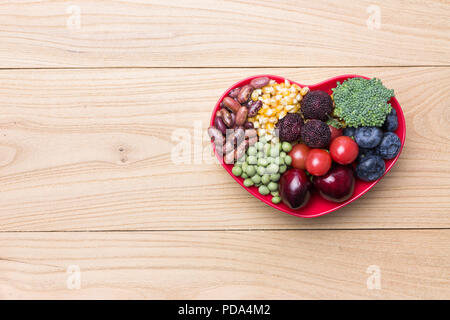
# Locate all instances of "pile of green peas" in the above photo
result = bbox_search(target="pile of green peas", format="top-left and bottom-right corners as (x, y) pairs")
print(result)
(231, 136), (292, 204)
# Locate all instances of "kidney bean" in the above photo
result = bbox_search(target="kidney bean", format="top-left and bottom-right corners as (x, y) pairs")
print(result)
(229, 112), (236, 128)
(228, 87), (241, 98)
(237, 85), (253, 104)
(214, 117), (227, 134)
(248, 135), (258, 146)
(235, 139), (249, 161)
(208, 126), (224, 145)
(223, 127), (244, 154)
(214, 142), (224, 157)
(216, 108), (234, 128)
(235, 106), (248, 127)
(224, 149), (235, 164)
(234, 125), (245, 136)
(247, 100), (262, 117)
(244, 122), (254, 129)
(245, 128), (257, 138)
(223, 97), (241, 113)
(250, 77), (270, 89)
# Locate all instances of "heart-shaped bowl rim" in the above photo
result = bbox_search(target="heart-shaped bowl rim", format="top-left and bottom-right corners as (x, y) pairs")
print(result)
(210, 74), (406, 218)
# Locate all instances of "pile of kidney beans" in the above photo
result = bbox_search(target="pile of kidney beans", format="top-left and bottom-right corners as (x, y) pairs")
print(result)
(208, 77), (270, 164)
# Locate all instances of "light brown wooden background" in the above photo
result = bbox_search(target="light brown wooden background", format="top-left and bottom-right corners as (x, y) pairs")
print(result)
(0, 0), (449, 299)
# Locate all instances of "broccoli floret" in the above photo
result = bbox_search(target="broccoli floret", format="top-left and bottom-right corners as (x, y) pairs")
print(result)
(332, 78), (394, 127)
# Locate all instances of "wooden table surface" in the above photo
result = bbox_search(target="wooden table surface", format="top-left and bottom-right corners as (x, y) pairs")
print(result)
(0, 0), (449, 300)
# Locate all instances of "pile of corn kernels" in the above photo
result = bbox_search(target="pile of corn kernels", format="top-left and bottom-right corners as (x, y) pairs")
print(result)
(247, 79), (310, 142)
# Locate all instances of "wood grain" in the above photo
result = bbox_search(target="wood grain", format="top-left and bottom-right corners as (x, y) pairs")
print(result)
(0, 0), (449, 68)
(0, 230), (448, 299)
(0, 67), (448, 231)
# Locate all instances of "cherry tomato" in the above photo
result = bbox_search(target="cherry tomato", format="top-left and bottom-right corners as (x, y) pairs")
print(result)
(288, 144), (310, 170)
(329, 136), (359, 165)
(328, 125), (343, 142)
(305, 149), (332, 176)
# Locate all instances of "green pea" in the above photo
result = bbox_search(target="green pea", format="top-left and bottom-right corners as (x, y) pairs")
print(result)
(251, 174), (261, 184)
(271, 196), (281, 204)
(257, 166), (266, 176)
(280, 151), (287, 158)
(268, 182), (278, 192)
(284, 155), (292, 166)
(275, 157), (284, 165)
(243, 178), (254, 187)
(263, 144), (271, 156)
(241, 173), (248, 179)
(247, 146), (257, 156)
(242, 162), (248, 172)
(255, 142), (264, 151)
(270, 173), (280, 182)
(257, 151), (265, 159)
(259, 136), (267, 144)
(232, 166), (242, 176)
(257, 158), (268, 167)
(234, 162), (242, 167)
(261, 174), (271, 185)
(247, 155), (257, 165)
(258, 185), (270, 195)
(267, 157), (274, 164)
(282, 141), (292, 152)
(271, 191), (279, 197)
(266, 163), (279, 174)
(270, 146), (280, 158)
(279, 165), (287, 174)
(246, 165), (256, 177)
(236, 154), (245, 163)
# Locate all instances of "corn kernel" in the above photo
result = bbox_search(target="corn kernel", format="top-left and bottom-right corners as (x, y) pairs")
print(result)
(251, 90), (259, 101)
(285, 104), (294, 111)
(264, 108), (274, 116)
(262, 86), (273, 94)
(300, 87), (309, 96)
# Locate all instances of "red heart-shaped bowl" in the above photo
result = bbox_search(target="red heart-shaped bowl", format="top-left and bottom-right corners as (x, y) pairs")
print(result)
(210, 75), (406, 218)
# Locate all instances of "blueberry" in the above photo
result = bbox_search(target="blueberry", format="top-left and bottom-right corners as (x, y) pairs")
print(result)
(383, 108), (398, 132)
(356, 155), (385, 182)
(376, 132), (401, 159)
(343, 127), (356, 137)
(356, 147), (377, 163)
(355, 127), (383, 148)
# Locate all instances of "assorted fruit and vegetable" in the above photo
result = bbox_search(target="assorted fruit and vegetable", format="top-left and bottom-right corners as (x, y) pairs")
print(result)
(208, 76), (402, 210)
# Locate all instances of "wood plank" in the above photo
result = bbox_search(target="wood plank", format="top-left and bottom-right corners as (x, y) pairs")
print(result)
(0, 67), (449, 231)
(0, 230), (448, 299)
(0, 0), (448, 68)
